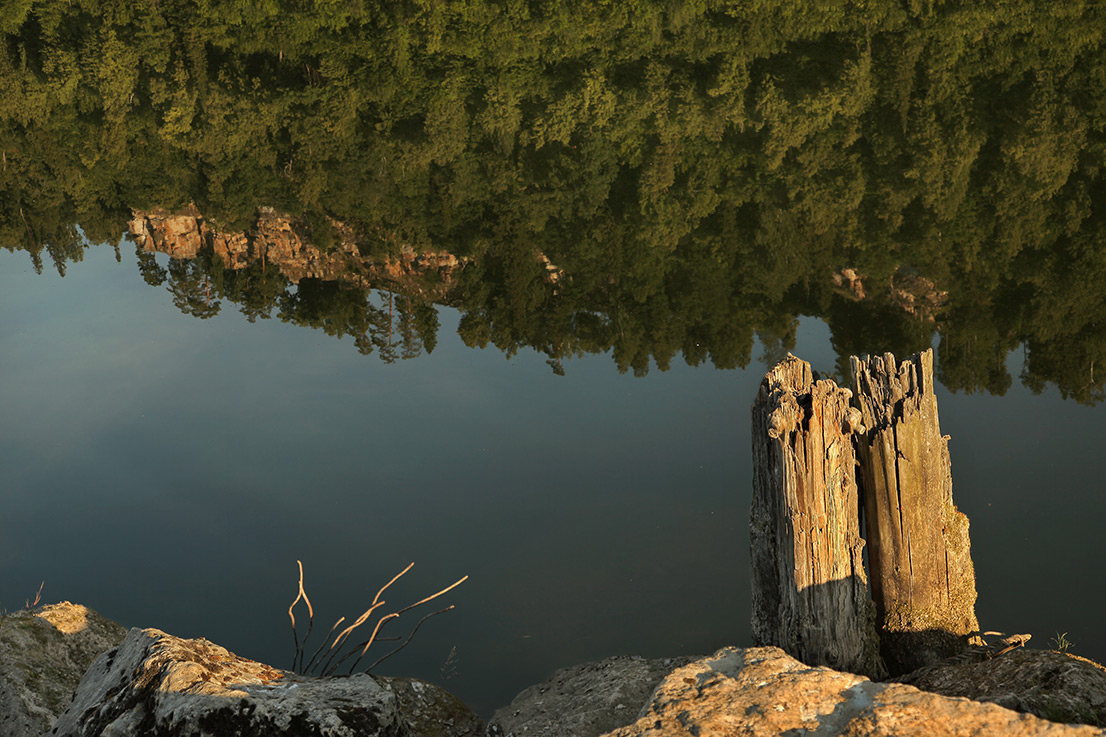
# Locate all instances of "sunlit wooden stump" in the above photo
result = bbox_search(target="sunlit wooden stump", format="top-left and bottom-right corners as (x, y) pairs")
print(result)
(751, 348), (979, 678)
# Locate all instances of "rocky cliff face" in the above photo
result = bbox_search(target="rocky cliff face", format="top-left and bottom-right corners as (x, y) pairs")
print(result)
(127, 206), (472, 304)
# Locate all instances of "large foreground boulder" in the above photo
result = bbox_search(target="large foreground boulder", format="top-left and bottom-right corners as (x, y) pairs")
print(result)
(51, 627), (482, 737)
(602, 647), (1105, 737)
(0, 602), (127, 737)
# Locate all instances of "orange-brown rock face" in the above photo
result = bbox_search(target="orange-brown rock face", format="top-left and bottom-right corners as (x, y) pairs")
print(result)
(127, 207), (471, 303)
(128, 208), (206, 260)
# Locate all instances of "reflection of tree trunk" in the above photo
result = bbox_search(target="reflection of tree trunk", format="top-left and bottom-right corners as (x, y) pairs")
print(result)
(397, 296), (421, 360)
(19, 204), (38, 248)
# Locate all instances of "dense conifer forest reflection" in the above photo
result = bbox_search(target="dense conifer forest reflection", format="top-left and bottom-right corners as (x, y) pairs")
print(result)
(2, 1), (1104, 401)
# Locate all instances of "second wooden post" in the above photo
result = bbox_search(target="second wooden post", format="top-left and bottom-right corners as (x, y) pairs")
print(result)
(850, 350), (980, 675)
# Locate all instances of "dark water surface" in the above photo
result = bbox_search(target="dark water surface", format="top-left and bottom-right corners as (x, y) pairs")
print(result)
(3, 242), (1105, 717)
(3, 0), (1106, 718)
(2, 243), (751, 716)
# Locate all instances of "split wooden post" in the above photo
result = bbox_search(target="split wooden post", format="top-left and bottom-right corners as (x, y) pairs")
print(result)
(750, 355), (884, 678)
(850, 349), (979, 675)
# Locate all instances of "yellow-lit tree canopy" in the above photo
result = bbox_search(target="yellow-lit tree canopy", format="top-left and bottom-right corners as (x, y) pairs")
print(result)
(1, 0), (1104, 400)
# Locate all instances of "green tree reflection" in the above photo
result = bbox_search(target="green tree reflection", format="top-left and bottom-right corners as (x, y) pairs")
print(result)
(1, 1), (1104, 401)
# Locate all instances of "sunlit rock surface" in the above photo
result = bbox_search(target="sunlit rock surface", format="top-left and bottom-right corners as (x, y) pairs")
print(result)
(16, 606), (1106, 737)
(50, 627), (482, 737)
(486, 655), (699, 737)
(601, 647), (1104, 737)
(0, 602), (126, 737)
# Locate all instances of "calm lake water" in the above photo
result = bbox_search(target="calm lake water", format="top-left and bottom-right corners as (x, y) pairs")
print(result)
(3, 0), (1106, 718)
(1, 242), (751, 716)
(3, 240), (1105, 716)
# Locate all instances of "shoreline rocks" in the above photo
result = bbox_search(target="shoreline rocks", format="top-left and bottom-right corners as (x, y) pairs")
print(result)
(50, 627), (482, 737)
(899, 647), (1106, 727)
(492, 647), (1106, 737)
(7, 603), (1106, 736)
(605, 646), (1104, 737)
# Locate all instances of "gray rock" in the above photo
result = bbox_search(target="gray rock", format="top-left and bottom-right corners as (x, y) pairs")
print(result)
(378, 676), (484, 737)
(602, 646), (1105, 737)
(900, 648), (1106, 727)
(51, 627), (482, 737)
(486, 655), (698, 737)
(0, 602), (127, 737)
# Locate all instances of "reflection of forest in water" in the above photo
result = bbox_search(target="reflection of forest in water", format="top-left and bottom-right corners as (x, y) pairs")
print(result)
(2, 2), (1105, 401)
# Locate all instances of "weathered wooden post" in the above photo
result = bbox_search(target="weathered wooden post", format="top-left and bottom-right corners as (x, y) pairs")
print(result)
(850, 349), (979, 675)
(750, 355), (884, 677)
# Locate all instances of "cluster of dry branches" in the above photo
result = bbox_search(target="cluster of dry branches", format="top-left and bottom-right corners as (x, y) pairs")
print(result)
(26, 581), (43, 609)
(0, 581), (44, 616)
(288, 560), (467, 677)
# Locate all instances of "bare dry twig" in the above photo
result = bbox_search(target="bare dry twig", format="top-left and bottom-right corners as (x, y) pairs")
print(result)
(361, 605), (456, 673)
(288, 561), (467, 677)
(26, 581), (44, 609)
(288, 561), (314, 672)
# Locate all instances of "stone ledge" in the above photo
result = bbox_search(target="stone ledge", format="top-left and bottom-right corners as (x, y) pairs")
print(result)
(6, 604), (1106, 737)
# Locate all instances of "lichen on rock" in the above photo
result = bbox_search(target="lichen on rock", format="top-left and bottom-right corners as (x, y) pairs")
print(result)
(0, 602), (127, 737)
(49, 627), (482, 737)
(603, 647), (1105, 737)
(899, 648), (1106, 728)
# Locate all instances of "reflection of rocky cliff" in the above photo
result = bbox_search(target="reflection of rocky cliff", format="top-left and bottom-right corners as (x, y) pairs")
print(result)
(832, 267), (948, 321)
(121, 203), (969, 381)
(128, 207), (471, 304)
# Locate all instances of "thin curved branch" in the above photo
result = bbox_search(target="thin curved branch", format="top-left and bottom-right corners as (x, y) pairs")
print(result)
(289, 560), (313, 670)
(393, 575), (468, 617)
(318, 601), (388, 676)
(292, 562), (467, 678)
(303, 617), (345, 674)
(362, 606), (455, 674)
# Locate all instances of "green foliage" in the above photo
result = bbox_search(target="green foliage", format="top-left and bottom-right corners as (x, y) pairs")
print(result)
(1052, 632), (1074, 653)
(2, 1), (1105, 394)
